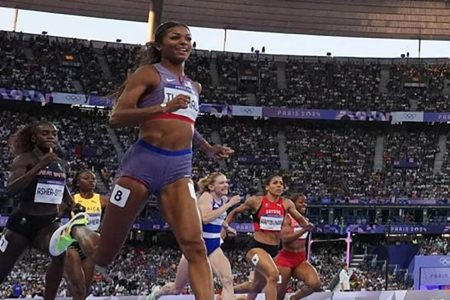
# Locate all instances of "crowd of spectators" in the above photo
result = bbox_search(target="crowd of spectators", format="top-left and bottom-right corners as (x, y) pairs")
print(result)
(0, 104), (449, 219)
(3, 31), (450, 112)
(284, 124), (377, 200)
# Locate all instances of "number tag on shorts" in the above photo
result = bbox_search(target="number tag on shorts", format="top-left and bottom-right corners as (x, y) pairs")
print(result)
(110, 184), (131, 208)
(0, 235), (8, 252)
(188, 182), (196, 200)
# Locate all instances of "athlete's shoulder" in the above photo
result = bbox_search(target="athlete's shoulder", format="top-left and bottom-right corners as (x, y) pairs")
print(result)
(11, 152), (34, 167)
(192, 81), (202, 94)
(198, 191), (213, 202)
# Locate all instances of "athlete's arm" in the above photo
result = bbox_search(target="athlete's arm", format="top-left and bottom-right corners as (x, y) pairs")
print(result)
(7, 152), (56, 195)
(224, 196), (258, 225)
(198, 193), (240, 224)
(194, 130), (235, 159)
(280, 215), (310, 244)
(284, 198), (310, 227)
(109, 66), (162, 128)
(100, 195), (109, 209)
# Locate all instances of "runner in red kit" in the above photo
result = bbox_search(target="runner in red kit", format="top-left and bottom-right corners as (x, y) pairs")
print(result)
(225, 176), (312, 300)
(275, 193), (321, 300)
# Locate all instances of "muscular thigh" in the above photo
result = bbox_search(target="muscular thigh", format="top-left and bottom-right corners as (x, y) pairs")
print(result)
(209, 248), (232, 279)
(293, 261), (320, 285)
(33, 221), (60, 254)
(158, 178), (202, 242)
(0, 229), (30, 281)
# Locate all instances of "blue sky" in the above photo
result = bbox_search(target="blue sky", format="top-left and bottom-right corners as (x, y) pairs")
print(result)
(1, 7), (450, 58)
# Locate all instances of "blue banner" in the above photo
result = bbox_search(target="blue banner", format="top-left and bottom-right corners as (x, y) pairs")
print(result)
(0, 216), (448, 234)
(262, 107), (391, 121)
(87, 95), (114, 107)
(0, 88), (46, 102)
(3, 88), (450, 123)
(424, 112), (450, 122)
(411, 256), (450, 290)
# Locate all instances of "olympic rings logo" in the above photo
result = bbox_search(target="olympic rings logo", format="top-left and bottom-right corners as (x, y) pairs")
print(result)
(404, 112), (417, 120)
(241, 108), (254, 113)
(64, 95), (83, 101)
(439, 257), (450, 266)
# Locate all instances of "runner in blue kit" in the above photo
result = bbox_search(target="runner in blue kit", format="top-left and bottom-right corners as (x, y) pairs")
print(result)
(59, 22), (233, 300)
(0, 121), (91, 300)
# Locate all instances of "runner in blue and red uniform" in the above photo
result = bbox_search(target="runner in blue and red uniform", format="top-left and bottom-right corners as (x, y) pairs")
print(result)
(56, 22), (233, 300)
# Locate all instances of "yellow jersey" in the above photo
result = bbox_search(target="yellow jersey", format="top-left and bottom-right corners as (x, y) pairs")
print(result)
(74, 193), (102, 231)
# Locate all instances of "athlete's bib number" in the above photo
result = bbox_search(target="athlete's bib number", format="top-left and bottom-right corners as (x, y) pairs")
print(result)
(163, 87), (199, 121)
(87, 214), (101, 231)
(260, 215), (283, 231)
(294, 226), (309, 239)
(34, 181), (65, 204)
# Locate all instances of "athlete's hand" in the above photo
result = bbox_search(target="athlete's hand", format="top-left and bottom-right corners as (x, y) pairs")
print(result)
(225, 226), (237, 237)
(70, 203), (86, 218)
(226, 195), (241, 208)
(166, 95), (190, 112)
(206, 144), (234, 160)
(306, 222), (315, 231)
(38, 148), (58, 169)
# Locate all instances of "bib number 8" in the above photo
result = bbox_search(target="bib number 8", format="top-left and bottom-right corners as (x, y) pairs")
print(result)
(110, 185), (131, 208)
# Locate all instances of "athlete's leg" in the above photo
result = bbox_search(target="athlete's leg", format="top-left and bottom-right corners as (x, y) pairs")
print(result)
(34, 222), (66, 300)
(245, 269), (267, 300)
(290, 261), (322, 300)
(209, 248), (235, 300)
(245, 248), (280, 300)
(43, 254), (65, 300)
(0, 229), (29, 282)
(154, 255), (189, 298)
(234, 280), (253, 294)
(64, 248), (86, 300)
(71, 227), (100, 258)
(92, 177), (149, 267)
(276, 266), (292, 300)
(81, 256), (95, 296)
(158, 178), (213, 300)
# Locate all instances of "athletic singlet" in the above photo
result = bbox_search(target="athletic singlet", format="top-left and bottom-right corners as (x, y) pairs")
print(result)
(253, 196), (286, 232)
(202, 197), (227, 239)
(73, 193), (102, 231)
(289, 214), (309, 240)
(21, 160), (66, 205)
(138, 63), (199, 124)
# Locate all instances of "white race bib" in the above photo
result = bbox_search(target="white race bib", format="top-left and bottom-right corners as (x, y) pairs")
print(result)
(87, 214), (101, 231)
(294, 226), (309, 239)
(34, 180), (65, 204)
(260, 215), (283, 231)
(163, 86), (199, 121)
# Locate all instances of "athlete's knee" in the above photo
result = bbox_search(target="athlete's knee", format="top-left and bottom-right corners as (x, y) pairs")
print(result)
(73, 230), (99, 256)
(265, 270), (280, 285)
(220, 273), (234, 289)
(310, 281), (323, 292)
(178, 237), (206, 262)
(70, 281), (86, 298)
(93, 252), (115, 267)
(305, 276), (322, 291)
(172, 286), (184, 295)
(162, 283), (183, 295)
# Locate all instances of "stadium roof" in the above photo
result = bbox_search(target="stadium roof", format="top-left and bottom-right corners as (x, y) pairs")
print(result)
(2, 0), (450, 40)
